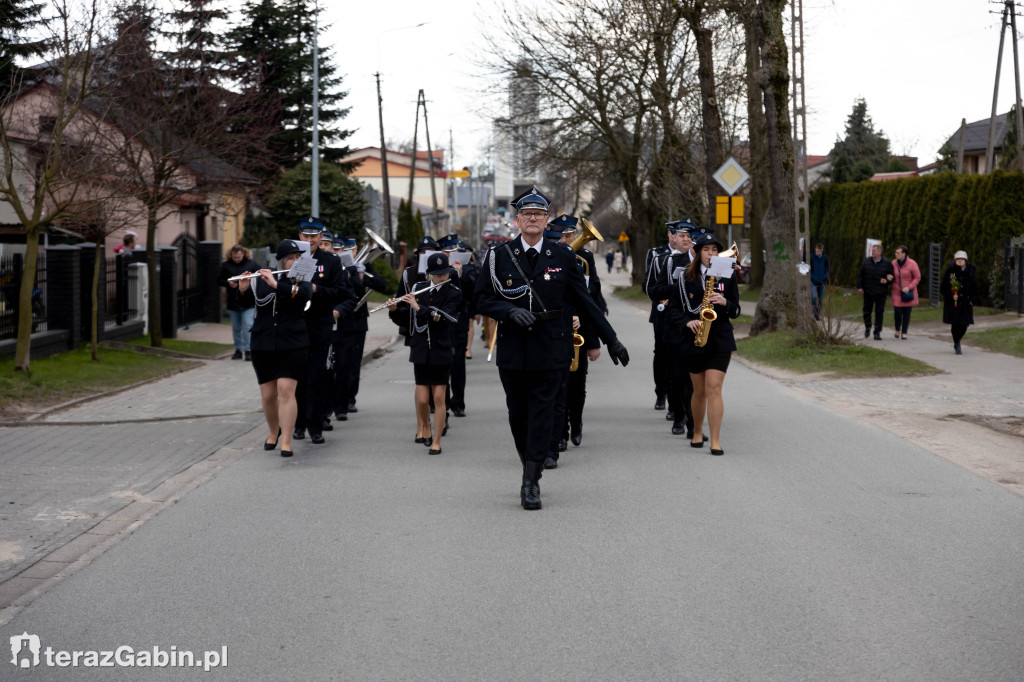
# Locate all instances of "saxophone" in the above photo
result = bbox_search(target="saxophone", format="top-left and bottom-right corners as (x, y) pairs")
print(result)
(693, 275), (717, 348)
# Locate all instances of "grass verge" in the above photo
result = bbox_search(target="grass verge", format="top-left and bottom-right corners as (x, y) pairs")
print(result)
(967, 326), (1024, 358)
(613, 283), (648, 303)
(127, 337), (234, 357)
(0, 347), (196, 418)
(736, 331), (942, 378)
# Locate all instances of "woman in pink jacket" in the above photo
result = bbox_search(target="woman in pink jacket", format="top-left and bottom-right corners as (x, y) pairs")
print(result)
(891, 245), (921, 339)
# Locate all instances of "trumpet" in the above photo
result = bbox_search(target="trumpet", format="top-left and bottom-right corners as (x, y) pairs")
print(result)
(367, 280), (445, 314)
(227, 269), (289, 282)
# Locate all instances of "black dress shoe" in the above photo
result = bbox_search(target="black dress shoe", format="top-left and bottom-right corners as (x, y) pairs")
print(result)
(292, 429), (305, 440)
(415, 436), (430, 445)
(521, 463), (542, 509)
(334, 412), (348, 421)
(671, 421), (685, 435)
(264, 427), (281, 451)
(280, 449), (293, 458)
(665, 410), (675, 421)
(321, 419), (333, 432)
(873, 332), (882, 340)
(309, 432), (325, 445)
(654, 397), (666, 410)
(690, 436), (709, 448)
(954, 342), (962, 355)
(347, 402), (358, 413)
(557, 438), (567, 452)
(451, 406), (466, 417)
(544, 456), (558, 469)
(710, 448), (724, 456)
(231, 349), (242, 360)
(864, 328), (870, 338)
(570, 429), (582, 447)
(428, 447), (442, 455)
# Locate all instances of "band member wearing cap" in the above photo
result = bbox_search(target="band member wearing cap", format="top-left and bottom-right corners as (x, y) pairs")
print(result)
(474, 186), (630, 510)
(647, 220), (699, 437)
(539, 216), (574, 468)
(333, 234), (389, 419)
(389, 236), (436, 338)
(293, 216), (349, 445)
(438, 233), (474, 417)
(397, 252), (463, 455)
(241, 240), (315, 458)
(678, 231), (741, 456)
(643, 227), (672, 411)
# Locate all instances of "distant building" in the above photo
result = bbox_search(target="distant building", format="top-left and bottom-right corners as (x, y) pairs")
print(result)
(944, 112), (1013, 174)
(339, 147), (449, 233)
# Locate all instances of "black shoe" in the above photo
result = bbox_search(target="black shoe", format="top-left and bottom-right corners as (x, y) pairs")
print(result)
(309, 432), (325, 445)
(347, 401), (358, 413)
(280, 449), (293, 458)
(710, 448), (724, 456)
(690, 436), (709, 448)
(544, 456), (558, 469)
(415, 436), (430, 445)
(292, 429), (305, 440)
(231, 350), (243, 360)
(244, 351), (251, 361)
(671, 421), (686, 435)
(442, 415), (449, 436)
(321, 419), (333, 432)
(665, 410), (675, 421)
(570, 427), (582, 447)
(452, 406), (466, 417)
(654, 397), (666, 410)
(557, 438), (567, 452)
(428, 447), (442, 455)
(521, 463), (542, 510)
(334, 412), (348, 421)
(264, 427), (282, 451)
(954, 342), (962, 355)
(864, 328), (870, 338)
(873, 331), (882, 340)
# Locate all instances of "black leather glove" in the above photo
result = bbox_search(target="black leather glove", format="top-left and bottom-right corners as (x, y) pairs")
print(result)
(607, 338), (630, 366)
(507, 308), (537, 328)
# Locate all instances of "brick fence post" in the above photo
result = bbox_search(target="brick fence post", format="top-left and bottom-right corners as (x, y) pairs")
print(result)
(46, 244), (81, 351)
(77, 242), (100, 342)
(199, 241), (223, 323)
(158, 246), (178, 339)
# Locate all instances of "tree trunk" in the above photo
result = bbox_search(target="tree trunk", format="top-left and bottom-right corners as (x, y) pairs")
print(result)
(13, 225), (40, 373)
(91, 243), (102, 361)
(743, 11), (769, 288)
(749, 0), (799, 337)
(689, 4), (725, 232)
(145, 204), (162, 347)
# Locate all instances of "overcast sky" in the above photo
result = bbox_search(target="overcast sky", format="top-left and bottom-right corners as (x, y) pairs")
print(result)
(327, 0), (1018, 168)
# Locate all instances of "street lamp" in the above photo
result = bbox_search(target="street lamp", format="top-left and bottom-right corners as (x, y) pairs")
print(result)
(311, 0), (321, 216)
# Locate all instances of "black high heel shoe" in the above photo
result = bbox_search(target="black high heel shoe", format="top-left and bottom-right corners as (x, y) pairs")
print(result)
(710, 448), (724, 456)
(428, 446), (442, 455)
(264, 427), (282, 451)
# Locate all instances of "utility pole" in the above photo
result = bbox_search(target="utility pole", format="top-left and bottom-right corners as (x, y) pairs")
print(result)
(790, 0), (809, 246)
(1009, 1), (1024, 170)
(375, 72), (393, 244)
(408, 92), (421, 209)
(420, 90), (441, 237)
(986, 1), (1010, 173)
(985, 0), (1024, 172)
(311, 0), (320, 216)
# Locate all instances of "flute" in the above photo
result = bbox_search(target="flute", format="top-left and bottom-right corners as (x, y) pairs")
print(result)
(227, 269), (290, 282)
(367, 280), (445, 314)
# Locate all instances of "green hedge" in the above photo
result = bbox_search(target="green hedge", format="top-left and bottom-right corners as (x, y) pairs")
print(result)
(809, 170), (1024, 302)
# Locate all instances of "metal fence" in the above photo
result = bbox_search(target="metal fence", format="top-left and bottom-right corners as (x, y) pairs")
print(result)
(0, 252), (47, 340)
(103, 256), (142, 327)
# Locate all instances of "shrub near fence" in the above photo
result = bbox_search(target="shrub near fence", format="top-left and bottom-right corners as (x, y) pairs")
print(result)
(809, 169), (1024, 304)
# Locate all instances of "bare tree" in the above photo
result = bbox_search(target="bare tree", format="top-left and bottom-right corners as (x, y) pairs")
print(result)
(0, 0), (107, 373)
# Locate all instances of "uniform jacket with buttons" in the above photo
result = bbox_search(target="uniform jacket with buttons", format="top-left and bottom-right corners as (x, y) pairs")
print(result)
(647, 249), (698, 344)
(473, 235), (617, 371)
(250, 276), (314, 351)
(304, 247), (349, 346)
(334, 262), (389, 335)
(678, 269), (741, 354)
(397, 280), (463, 365)
(643, 244), (670, 324)
(390, 261), (428, 346)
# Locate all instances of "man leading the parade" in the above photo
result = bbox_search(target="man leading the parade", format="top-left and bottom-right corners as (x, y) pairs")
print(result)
(474, 187), (629, 510)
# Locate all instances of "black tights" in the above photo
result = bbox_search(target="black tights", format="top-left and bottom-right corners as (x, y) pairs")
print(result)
(893, 307), (911, 334)
(951, 324), (968, 344)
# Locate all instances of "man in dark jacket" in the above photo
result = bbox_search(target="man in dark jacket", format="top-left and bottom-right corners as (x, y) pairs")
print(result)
(217, 245), (260, 360)
(809, 243), (830, 321)
(856, 243), (894, 340)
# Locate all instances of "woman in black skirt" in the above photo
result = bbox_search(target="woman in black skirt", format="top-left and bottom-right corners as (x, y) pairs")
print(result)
(240, 239), (313, 458)
(396, 252), (463, 455)
(679, 232), (741, 456)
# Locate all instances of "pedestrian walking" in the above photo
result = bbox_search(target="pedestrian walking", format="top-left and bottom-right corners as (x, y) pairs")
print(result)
(613, 249), (623, 273)
(890, 245), (921, 339)
(940, 250), (979, 355)
(244, 239), (314, 458)
(474, 186), (629, 510)
(809, 243), (830, 320)
(856, 243), (894, 340)
(218, 244), (260, 360)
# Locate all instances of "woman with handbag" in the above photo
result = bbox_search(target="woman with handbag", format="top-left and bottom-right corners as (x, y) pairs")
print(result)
(940, 250), (979, 355)
(890, 245), (921, 339)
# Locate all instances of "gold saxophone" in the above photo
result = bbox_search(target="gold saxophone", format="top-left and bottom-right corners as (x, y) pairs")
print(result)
(693, 242), (738, 348)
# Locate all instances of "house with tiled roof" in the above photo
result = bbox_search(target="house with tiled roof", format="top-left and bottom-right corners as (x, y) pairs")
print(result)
(944, 112), (1012, 174)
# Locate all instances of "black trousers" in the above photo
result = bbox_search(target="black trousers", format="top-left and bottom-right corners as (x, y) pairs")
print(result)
(333, 330), (364, 414)
(862, 293), (886, 333)
(893, 306), (912, 335)
(951, 323), (968, 344)
(666, 341), (694, 433)
(449, 327), (468, 410)
(499, 367), (562, 466)
(549, 364), (572, 460)
(295, 342), (331, 433)
(652, 333), (671, 400)
(564, 352), (589, 437)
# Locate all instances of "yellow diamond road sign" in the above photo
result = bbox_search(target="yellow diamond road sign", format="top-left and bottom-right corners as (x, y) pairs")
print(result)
(712, 157), (749, 196)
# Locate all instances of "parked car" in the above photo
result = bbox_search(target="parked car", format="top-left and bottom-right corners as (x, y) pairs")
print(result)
(735, 253), (751, 284)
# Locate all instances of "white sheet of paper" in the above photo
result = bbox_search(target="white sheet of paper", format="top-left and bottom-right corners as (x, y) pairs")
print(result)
(448, 251), (472, 265)
(296, 241), (310, 254)
(672, 266), (685, 281)
(336, 251), (355, 268)
(288, 254), (317, 282)
(418, 250), (440, 274)
(707, 256), (736, 279)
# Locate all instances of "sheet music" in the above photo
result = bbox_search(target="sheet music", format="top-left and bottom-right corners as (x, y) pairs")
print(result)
(672, 266), (685, 281)
(336, 251), (355, 268)
(448, 251), (472, 265)
(707, 256), (736, 279)
(417, 250), (440, 273)
(288, 254), (318, 282)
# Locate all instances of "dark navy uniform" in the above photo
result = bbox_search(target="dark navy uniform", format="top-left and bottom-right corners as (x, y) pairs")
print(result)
(333, 260), (389, 418)
(679, 267), (742, 359)
(563, 247), (605, 446)
(448, 258), (476, 414)
(643, 243), (671, 405)
(399, 280), (463, 370)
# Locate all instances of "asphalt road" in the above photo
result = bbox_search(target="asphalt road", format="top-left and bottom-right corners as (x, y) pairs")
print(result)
(4, 292), (1023, 681)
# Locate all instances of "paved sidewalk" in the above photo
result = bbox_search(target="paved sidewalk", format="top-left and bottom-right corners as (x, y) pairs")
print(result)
(0, 311), (398, 621)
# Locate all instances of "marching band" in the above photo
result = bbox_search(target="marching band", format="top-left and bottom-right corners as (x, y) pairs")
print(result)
(241, 190), (740, 509)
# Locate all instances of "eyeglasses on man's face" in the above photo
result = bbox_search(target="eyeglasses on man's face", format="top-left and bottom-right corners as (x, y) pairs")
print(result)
(518, 211), (548, 221)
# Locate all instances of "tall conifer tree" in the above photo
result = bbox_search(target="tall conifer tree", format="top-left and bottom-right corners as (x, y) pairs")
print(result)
(0, 0), (47, 95)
